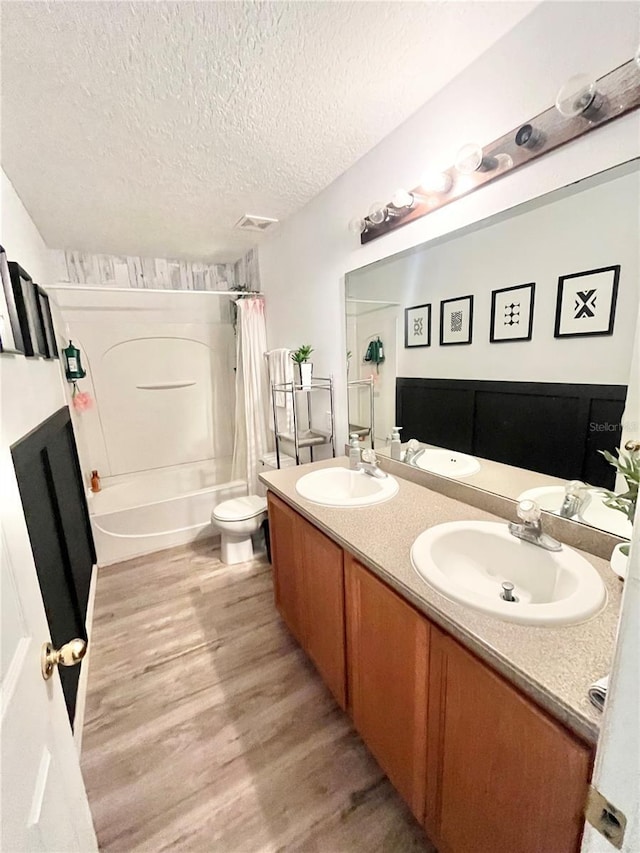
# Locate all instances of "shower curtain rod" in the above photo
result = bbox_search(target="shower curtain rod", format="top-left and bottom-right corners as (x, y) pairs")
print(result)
(45, 285), (262, 297)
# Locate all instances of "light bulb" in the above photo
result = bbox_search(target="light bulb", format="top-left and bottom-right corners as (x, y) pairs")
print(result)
(419, 170), (452, 194)
(390, 189), (415, 210)
(455, 143), (497, 175)
(368, 203), (388, 225)
(348, 217), (367, 235)
(635, 44), (640, 70)
(555, 73), (602, 118)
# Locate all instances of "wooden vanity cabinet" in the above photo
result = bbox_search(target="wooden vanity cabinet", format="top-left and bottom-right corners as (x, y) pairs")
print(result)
(345, 555), (429, 823)
(267, 493), (346, 709)
(267, 493), (594, 853)
(426, 626), (593, 853)
(268, 493), (306, 644)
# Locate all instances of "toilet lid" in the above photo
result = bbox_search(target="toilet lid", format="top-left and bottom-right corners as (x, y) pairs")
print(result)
(213, 495), (268, 522)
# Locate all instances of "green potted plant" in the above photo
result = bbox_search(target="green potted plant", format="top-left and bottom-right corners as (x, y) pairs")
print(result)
(291, 345), (314, 389)
(599, 441), (639, 575)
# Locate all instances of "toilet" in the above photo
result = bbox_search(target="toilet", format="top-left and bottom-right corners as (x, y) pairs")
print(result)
(211, 495), (268, 565)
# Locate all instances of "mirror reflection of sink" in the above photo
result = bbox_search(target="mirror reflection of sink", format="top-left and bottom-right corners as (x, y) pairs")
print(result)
(517, 486), (632, 539)
(295, 466), (399, 507)
(411, 521), (606, 626)
(411, 448), (480, 479)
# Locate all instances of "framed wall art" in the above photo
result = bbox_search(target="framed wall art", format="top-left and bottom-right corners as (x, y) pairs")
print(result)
(7, 262), (47, 357)
(440, 295), (473, 346)
(37, 287), (59, 359)
(404, 303), (431, 348)
(554, 265), (620, 338)
(490, 282), (535, 343)
(0, 246), (25, 354)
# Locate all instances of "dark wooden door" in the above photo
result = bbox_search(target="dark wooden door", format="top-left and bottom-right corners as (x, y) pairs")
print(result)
(267, 492), (305, 644)
(11, 407), (95, 725)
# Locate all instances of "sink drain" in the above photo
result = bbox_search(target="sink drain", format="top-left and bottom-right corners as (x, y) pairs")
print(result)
(500, 581), (519, 603)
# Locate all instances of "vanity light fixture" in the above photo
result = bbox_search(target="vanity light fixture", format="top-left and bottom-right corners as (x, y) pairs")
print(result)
(555, 73), (603, 118)
(348, 217), (368, 235)
(515, 124), (543, 150)
(454, 143), (497, 175)
(390, 188), (417, 210)
(355, 57), (639, 245)
(419, 170), (453, 194)
(368, 202), (389, 225)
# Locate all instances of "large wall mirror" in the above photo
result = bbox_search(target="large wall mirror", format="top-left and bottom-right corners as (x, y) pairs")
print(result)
(345, 159), (639, 541)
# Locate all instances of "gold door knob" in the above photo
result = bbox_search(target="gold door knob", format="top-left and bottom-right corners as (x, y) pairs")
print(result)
(41, 638), (87, 680)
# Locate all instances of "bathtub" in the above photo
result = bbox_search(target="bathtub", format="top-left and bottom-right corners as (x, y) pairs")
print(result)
(88, 458), (246, 566)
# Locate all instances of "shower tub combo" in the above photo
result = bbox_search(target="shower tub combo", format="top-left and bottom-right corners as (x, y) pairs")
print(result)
(89, 459), (246, 566)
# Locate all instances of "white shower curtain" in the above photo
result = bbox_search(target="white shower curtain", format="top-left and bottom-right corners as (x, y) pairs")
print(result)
(232, 297), (273, 494)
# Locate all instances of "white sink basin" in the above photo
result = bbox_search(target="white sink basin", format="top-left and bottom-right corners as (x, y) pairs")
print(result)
(518, 486), (632, 538)
(295, 466), (399, 507)
(411, 521), (606, 626)
(412, 448), (480, 478)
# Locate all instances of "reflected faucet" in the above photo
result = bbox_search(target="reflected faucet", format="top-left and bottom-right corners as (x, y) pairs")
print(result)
(403, 439), (421, 465)
(559, 480), (590, 519)
(508, 499), (562, 551)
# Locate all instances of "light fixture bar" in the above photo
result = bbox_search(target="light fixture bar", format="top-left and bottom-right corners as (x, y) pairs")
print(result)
(360, 58), (640, 245)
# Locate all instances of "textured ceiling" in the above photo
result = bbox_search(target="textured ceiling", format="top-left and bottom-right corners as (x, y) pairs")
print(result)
(1, 1), (536, 262)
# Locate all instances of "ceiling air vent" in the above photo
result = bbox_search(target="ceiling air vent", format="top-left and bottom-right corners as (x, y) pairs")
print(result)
(234, 214), (279, 232)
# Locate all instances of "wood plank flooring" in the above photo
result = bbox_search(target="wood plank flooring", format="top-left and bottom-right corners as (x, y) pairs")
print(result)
(81, 540), (433, 852)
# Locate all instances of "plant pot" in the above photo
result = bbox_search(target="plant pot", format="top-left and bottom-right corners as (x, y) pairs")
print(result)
(298, 362), (313, 390)
(610, 543), (629, 580)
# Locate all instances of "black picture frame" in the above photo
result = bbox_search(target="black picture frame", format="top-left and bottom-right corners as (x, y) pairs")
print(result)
(440, 295), (474, 346)
(490, 282), (536, 343)
(0, 247), (25, 354)
(404, 303), (431, 348)
(37, 287), (59, 359)
(7, 262), (47, 357)
(554, 265), (620, 339)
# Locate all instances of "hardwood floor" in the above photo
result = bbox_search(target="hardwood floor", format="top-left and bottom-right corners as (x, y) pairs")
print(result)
(81, 540), (433, 852)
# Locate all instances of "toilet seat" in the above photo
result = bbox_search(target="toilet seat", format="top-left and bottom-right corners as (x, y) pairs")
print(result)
(212, 495), (267, 523)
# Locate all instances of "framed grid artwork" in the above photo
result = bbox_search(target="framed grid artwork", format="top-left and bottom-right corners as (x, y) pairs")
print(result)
(554, 265), (620, 338)
(440, 295), (473, 346)
(490, 282), (535, 343)
(405, 303), (431, 348)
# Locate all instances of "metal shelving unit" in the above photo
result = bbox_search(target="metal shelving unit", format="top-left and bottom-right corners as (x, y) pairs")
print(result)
(271, 377), (336, 467)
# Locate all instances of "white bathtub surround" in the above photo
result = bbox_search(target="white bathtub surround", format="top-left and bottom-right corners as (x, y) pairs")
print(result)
(232, 297), (273, 495)
(89, 458), (246, 566)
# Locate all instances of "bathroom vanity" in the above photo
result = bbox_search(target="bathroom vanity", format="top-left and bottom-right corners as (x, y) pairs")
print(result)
(260, 458), (623, 853)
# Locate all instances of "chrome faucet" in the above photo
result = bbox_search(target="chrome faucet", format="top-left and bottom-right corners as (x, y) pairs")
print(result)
(357, 448), (388, 479)
(508, 499), (562, 551)
(403, 439), (421, 465)
(559, 480), (590, 519)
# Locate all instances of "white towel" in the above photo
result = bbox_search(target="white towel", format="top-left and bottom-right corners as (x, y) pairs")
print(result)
(588, 674), (609, 711)
(266, 349), (294, 435)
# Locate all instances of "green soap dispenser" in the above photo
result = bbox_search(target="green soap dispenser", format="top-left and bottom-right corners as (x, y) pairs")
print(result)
(63, 341), (86, 381)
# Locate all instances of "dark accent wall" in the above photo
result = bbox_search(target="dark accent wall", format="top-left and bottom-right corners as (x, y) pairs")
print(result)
(11, 406), (95, 725)
(396, 378), (627, 489)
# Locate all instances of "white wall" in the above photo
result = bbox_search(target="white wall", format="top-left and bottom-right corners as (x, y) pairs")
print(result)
(347, 167), (638, 386)
(259, 2), (640, 448)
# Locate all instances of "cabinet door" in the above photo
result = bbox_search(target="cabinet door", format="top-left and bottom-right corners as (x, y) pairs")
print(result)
(346, 556), (429, 822)
(267, 493), (305, 644)
(301, 522), (346, 710)
(427, 628), (593, 853)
